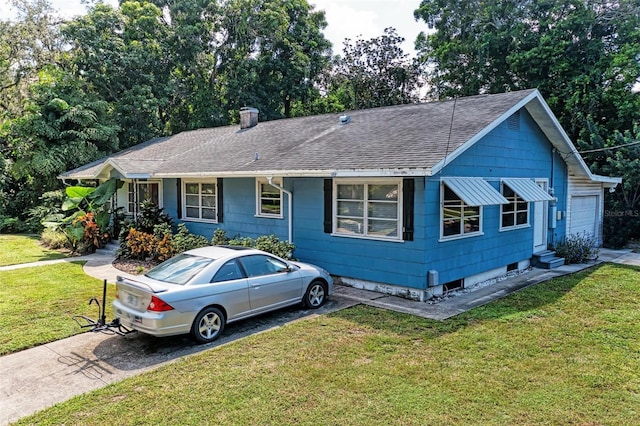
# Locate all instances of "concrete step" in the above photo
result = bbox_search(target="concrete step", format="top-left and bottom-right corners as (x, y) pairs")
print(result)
(532, 250), (565, 269)
(537, 257), (566, 269)
(95, 241), (119, 256)
(532, 250), (557, 263)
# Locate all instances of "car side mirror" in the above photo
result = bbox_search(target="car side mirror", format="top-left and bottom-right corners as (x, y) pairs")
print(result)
(281, 265), (295, 273)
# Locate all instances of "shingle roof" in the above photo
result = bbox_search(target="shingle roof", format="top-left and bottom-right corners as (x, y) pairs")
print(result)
(60, 89), (544, 179)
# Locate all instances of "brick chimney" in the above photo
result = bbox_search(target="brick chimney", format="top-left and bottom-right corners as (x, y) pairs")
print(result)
(240, 107), (259, 129)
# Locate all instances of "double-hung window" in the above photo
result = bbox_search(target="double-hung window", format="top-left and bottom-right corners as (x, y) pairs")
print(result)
(441, 184), (481, 238)
(334, 180), (401, 240)
(183, 180), (217, 222)
(256, 178), (282, 217)
(501, 184), (529, 229)
(128, 180), (161, 214)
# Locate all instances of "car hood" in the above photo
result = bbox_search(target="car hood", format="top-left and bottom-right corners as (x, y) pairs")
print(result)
(290, 261), (331, 278)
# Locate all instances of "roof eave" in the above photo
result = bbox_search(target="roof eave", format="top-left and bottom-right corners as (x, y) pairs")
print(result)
(590, 174), (622, 188)
(523, 94), (624, 185)
(432, 90), (623, 186)
(153, 168), (432, 179)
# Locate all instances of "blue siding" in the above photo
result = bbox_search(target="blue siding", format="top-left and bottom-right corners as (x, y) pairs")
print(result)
(168, 177), (288, 242)
(291, 178), (428, 288)
(428, 108), (568, 284)
(156, 108), (570, 292)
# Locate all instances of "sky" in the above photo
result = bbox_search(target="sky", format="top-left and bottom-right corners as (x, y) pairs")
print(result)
(0, 0), (427, 57)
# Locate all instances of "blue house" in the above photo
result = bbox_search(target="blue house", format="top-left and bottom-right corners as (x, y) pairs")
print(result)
(61, 89), (620, 300)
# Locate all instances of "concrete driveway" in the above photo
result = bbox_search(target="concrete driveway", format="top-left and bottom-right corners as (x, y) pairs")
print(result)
(0, 296), (360, 425)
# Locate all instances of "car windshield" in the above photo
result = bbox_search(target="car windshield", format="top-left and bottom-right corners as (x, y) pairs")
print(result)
(145, 254), (213, 285)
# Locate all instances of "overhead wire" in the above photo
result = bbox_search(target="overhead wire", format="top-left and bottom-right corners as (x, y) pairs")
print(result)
(552, 139), (640, 162)
(577, 140), (640, 154)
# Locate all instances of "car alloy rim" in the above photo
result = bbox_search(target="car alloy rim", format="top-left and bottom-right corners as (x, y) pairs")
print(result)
(308, 284), (325, 306)
(199, 312), (221, 339)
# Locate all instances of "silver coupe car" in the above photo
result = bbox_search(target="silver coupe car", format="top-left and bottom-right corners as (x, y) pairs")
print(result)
(113, 246), (333, 343)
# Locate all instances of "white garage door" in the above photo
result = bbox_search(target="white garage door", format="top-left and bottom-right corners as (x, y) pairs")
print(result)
(570, 195), (598, 237)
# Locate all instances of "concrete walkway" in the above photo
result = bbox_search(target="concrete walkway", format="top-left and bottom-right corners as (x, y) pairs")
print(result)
(1, 247), (638, 425)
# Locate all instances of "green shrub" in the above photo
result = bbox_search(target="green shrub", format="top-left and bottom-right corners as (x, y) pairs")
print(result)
(40, 228), (70, 250)
(553, 232), (599, 264)
(133, 200), (172, 233)
(603, 213), (640, 248)
(116, 201), (173, 259)
(228, 234), (295, 259)
(228, 236), (255, 248)
(115, 223), (133, 259)
(211, 228), (229, 245)
(254, 235), (295, 259)
(172, 223), (209, 254)
(0, 216), (30, 233)
(27, 190), (64, 233)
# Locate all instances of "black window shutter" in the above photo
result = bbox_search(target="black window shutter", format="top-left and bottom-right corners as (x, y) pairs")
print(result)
(323, 179), (332, 233)
(176, 178), (182, 219)
(402, 178), (414, 241)
(217, 178), (224, 223)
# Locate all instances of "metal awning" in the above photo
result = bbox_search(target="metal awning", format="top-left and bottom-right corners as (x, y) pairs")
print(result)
(502, 178), (555, 202)
(442, 177), (508, 206)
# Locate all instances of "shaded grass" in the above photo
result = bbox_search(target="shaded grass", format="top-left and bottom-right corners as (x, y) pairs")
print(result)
(0, 262), (115, 355)
(15, 263), (640, 425)
(0, 234), (67, 266)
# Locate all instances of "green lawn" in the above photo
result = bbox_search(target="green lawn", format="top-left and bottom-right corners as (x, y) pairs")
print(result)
(14, 263), (640, 426)
(0, 262), (114, 355)
(0, 234), (67, 266)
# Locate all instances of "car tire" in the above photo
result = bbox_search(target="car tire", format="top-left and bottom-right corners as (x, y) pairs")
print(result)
(303, 280), (327, 309)
(191, 307), (225, 344)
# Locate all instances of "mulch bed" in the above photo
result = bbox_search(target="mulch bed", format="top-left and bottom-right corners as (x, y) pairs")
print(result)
(112, 259), (159, 275)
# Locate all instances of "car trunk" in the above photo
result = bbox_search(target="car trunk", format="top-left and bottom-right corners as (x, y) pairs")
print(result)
(116, 276), (172, 313)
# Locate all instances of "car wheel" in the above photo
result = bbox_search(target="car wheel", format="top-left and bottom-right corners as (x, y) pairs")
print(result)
(304, 280), (327, 309)
(191, 307), (225, 344)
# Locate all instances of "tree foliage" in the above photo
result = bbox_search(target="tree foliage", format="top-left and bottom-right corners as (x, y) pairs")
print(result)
(1, 0), (66, 222)
(63, 2), (174, 147)
(0, 0), (63, 121)
(63, 0), (332, 139)
(210, 0), (332, 121)
(1, 0), (333, 230)
(330, 28), (423, 110)
(415, 0), (640, 243)
(4, 69), (119, 217)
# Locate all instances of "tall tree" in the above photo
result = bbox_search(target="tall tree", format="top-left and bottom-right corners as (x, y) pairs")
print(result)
(214, 0), (332, 121)
(1, 0), (67, 226)
(63, 2), (174, 148)
(146, 0), (225, 131)
(415, 0), (639, 138)
(415, 0), (640, 244)
(331, 28), (423, 110)
(5, 68), (119, 220)
(0, 0), (63, 122)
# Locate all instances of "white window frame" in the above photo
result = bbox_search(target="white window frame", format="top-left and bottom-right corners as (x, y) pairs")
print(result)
(255, 177), (283, 218)
(440, 182), (483, 241)
(500, 182), (530, 231)
(127, 180), (163, 215)
(333, 178), (403, 241)
(182, 179), (218, 223)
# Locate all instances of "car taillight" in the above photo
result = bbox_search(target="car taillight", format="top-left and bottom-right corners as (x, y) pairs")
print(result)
(147, 295), (174, 312)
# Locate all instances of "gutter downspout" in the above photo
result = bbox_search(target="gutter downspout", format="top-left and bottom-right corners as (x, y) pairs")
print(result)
(268, 177), (293, 244)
